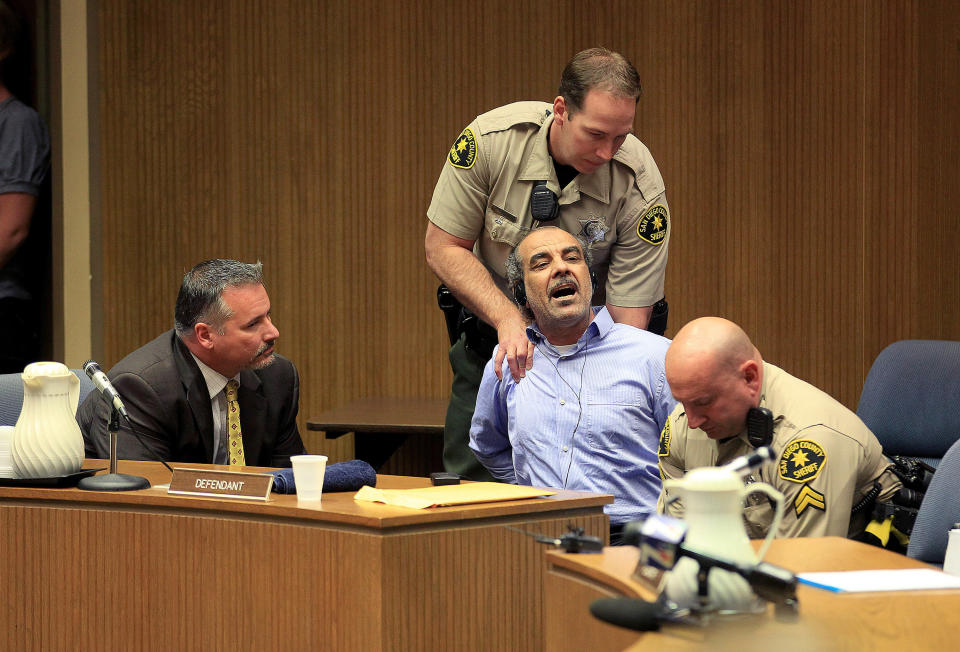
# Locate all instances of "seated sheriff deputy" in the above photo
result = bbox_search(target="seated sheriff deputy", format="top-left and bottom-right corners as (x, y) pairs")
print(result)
(657, 317), (902, 538)
(78, 259), (306, 467)
(469, 227), (675, 537)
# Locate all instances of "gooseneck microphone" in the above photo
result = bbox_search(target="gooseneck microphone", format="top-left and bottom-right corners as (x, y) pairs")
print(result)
(591, 515), (798, 632)
(83, 360), (130, 421)
(592, 450), (797, 632)
(721, 445), (774, 477)
(78, 360), (163, 491)
(622, 514), (799, 610)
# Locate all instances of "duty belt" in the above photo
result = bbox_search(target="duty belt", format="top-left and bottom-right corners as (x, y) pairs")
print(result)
(436, 284), (498, 356)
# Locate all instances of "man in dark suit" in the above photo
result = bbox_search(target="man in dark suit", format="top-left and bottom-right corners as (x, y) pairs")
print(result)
(78, 259), (305, 467)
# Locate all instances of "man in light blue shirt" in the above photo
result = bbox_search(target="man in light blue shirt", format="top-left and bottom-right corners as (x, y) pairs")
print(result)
(469, 227), (674, 538)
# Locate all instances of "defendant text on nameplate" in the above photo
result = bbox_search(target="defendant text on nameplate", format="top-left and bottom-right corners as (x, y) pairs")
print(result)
(168, 467), (273, 501)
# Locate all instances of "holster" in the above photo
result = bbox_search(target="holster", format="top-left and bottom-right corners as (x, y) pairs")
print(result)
(436, 284), (498, 355)
(437, 285), (461, 347)
(648, 297), (669, 336)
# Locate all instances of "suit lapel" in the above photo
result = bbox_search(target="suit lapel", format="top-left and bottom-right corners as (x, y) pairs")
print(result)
(173, 335), (216, 462)
(238, 370), (266, 464)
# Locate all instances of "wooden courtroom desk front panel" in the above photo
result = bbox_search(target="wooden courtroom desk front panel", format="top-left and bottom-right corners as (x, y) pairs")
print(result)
(544, 537), (960, 651)
(306, 397), (447, 476)
(0, 460), (610, 651)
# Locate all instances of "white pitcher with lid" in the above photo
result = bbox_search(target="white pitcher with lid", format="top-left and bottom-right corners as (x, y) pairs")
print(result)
(662, 465), (784, 612)
(11, 362), (85, 478)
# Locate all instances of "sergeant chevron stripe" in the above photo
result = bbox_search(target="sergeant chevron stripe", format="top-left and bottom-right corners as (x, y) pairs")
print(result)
(794, 483), (826, 517)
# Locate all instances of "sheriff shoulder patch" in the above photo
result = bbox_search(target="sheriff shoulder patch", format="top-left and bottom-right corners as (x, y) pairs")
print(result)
(778, 439), (826, 483)
(448, 128), (477, 169)
(793, 483), (826, 517)
(658, 419), (671, 457)
(637, 204), (668, 245)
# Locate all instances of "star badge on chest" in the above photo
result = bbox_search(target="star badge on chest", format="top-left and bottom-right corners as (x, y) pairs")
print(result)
(579, 218), (607, 244)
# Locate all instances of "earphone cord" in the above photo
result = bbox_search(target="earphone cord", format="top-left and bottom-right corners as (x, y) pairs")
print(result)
(537, 335), (589, 488)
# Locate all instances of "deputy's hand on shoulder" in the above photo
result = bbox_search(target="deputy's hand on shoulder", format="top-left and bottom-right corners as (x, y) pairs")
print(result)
(494, 314), (534, 382)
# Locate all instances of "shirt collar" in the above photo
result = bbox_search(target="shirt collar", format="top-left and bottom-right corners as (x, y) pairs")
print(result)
(190, 353), (240, 400)
(518, 113), (612, 204)
(525, 306), (614, 352)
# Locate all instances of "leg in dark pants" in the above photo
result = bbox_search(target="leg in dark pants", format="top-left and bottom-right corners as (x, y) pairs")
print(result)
(443, 334), (495, 481)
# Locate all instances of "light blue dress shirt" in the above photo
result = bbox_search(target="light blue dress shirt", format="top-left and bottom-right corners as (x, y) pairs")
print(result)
(469, 307), (676, 524)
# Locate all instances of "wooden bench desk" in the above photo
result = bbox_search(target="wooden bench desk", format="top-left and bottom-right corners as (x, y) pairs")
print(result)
(0, 459), (611, 651)
(307, 397), (447, 476)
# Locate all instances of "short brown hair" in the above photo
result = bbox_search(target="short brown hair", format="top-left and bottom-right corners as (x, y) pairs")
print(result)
(558, 47), (642, 116)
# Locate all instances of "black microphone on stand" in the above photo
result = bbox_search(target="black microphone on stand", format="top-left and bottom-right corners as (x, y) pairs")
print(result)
(590, 448), (798, 632)
(77, 360), (151, 492)
(622, 515), (799, 608)
(82, 361), (130, 420)
(721, 445), (774, 477)
(590, 514), (799, 632)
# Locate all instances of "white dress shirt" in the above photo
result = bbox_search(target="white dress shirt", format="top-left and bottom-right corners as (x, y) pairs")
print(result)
(190, 353), (240, 464)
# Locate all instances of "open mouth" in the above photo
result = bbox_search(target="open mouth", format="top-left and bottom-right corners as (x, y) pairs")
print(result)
(549, 281), (578, 301)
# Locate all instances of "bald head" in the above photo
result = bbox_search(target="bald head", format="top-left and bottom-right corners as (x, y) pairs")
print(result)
(665, 317), (763, 439)
(667, 317), (759, 379)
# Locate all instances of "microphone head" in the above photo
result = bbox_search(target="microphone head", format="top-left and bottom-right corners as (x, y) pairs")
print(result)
(589, 597), (661, 632)
(82, 360), (101, 377)
(754, 446), (774, 463)
(723, 446), (775, 476)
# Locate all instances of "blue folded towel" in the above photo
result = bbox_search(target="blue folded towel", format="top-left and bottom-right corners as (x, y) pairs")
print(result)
(267, 459), (377, 494)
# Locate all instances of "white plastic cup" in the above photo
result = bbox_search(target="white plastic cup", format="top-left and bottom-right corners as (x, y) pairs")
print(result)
(943, 526), (960, 576)
(291, 454), (328, 503)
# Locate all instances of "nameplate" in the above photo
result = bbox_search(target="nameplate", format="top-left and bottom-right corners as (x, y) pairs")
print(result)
(168, 468), (273, 501)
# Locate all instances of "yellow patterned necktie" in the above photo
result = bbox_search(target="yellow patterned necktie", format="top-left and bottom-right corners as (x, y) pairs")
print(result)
(225, 380), (245, 466)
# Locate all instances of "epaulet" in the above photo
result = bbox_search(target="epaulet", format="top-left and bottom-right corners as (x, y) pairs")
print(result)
(613, 135), (665, 200)
(474, 101), (551, 136)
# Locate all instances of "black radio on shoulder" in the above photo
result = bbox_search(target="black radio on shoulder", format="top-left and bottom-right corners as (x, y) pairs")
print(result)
(530, 180), (559, 222)
(746, 407), (774, 448)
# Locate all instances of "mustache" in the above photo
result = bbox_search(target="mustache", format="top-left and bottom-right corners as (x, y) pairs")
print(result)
(547, 275), (579, 294)
(249, 341), (278, 370)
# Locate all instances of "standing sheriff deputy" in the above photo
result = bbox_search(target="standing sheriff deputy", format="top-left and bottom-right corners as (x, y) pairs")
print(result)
(425, 47), (672, 480)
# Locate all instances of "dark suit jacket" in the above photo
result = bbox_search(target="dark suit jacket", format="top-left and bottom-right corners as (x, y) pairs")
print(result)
(78, 330), (305, 467)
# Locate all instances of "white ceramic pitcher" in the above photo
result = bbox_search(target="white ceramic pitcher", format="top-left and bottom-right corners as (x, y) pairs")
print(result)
(662, 465), (784, 612)
(11, 362), (85, 478)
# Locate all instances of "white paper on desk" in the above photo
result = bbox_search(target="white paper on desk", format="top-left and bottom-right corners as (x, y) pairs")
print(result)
(798, 569), (960, 593)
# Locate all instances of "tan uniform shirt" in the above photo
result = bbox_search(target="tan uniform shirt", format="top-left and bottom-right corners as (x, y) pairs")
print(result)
(427, 101), (670, 307)
(657, 362), (901, 538)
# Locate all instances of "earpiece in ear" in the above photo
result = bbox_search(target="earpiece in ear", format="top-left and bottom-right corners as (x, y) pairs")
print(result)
(590, 270), (598, 293)
(513, 282), (527, 307)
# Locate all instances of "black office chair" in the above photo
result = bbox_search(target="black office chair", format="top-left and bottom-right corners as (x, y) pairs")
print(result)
(856, 340), (960, 469)
(906, 437), (960, 564)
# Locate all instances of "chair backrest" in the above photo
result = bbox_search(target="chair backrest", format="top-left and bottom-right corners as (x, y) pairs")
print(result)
(0, 373), (22, 427)
(907, 437), (960, 563)
(857, 340), (960, 467)
(0, 370), (96, 427)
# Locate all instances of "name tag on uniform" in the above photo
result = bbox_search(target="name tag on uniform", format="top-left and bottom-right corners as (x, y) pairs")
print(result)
(168, 467), (273, 501)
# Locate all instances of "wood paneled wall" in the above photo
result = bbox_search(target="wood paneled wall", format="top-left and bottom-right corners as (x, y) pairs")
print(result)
(92, 1), (960, 461)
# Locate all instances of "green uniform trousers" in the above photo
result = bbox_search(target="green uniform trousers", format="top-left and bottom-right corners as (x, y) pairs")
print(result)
(443, 333), (496, 481)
